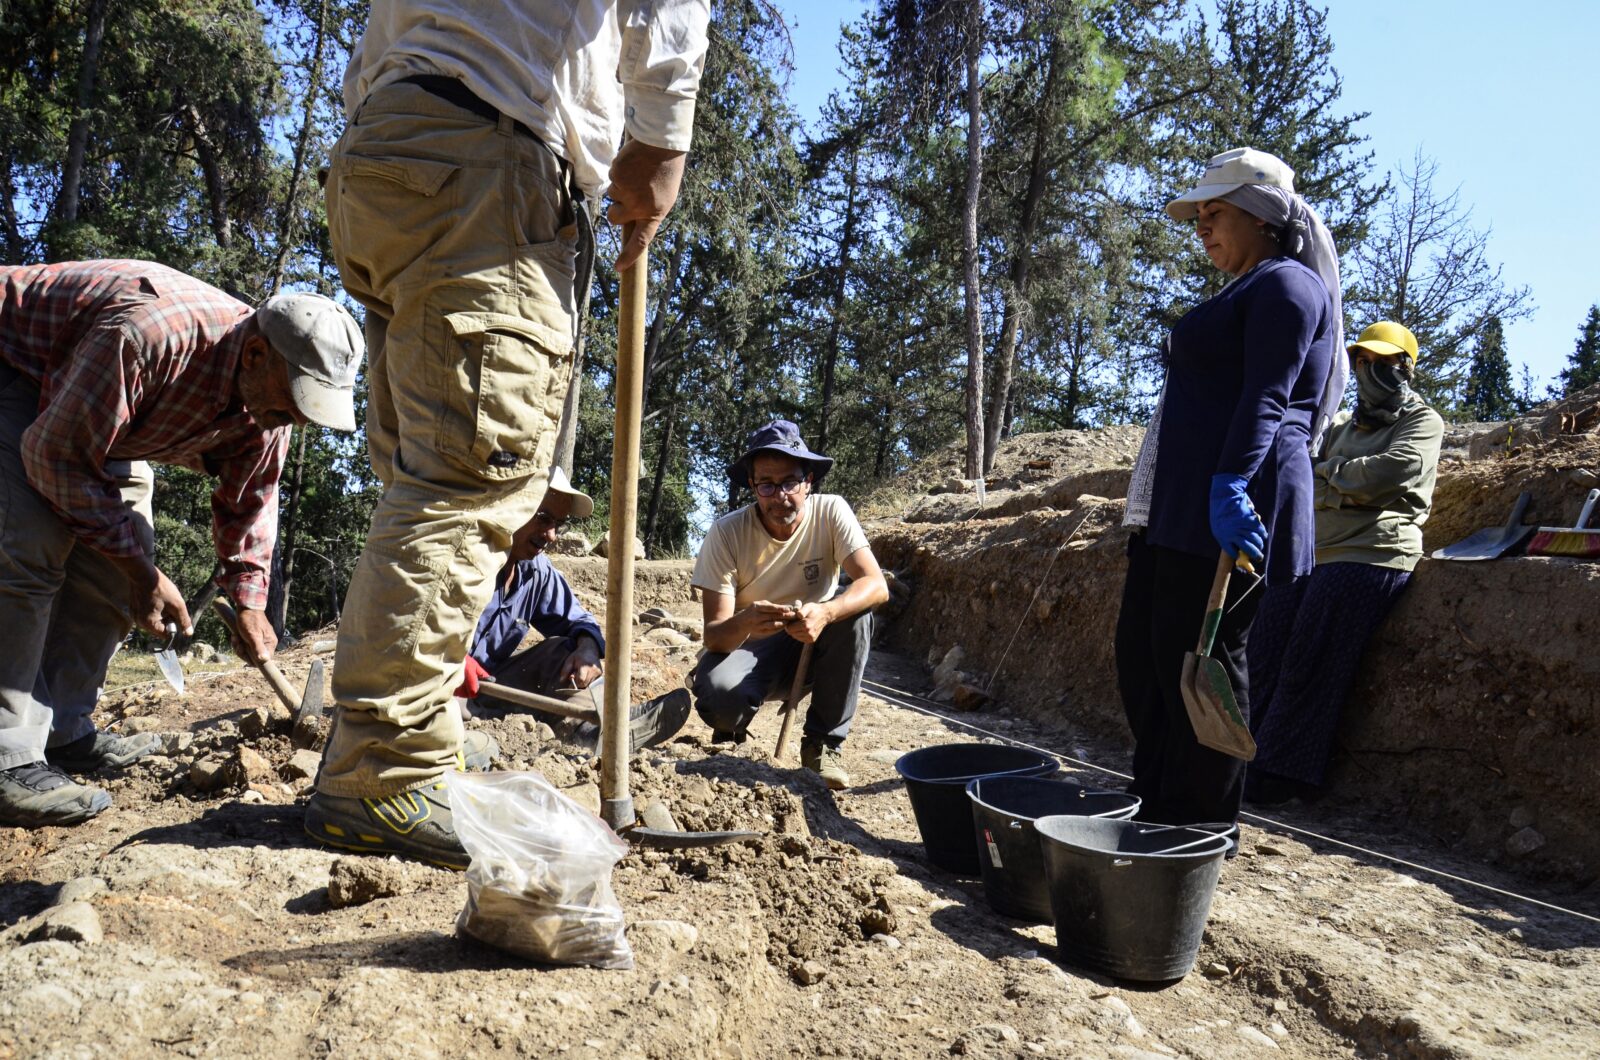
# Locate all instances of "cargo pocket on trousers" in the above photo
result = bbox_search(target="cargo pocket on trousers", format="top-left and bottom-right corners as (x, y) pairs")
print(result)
(436, 312), (570, 482)
(340, 154), (459, 197)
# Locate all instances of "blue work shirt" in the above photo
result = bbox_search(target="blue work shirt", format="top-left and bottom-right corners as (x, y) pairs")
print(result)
(470, 554), (605, 671)
(1147, 257), (1336, 585)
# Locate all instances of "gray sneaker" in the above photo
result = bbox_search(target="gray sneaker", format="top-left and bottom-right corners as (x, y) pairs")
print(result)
(304, 781), (469, 870)
(0, 761), (112, 827)
(47, 730), (162, 773)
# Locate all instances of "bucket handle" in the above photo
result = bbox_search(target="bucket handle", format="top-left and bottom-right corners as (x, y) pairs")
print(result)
(1131, 822), (1235, 856)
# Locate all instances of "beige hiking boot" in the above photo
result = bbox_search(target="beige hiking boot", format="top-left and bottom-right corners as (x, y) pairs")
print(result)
(801, 737), (850, 790)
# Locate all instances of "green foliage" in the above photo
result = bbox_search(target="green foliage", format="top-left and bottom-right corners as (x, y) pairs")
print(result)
(1558, 305), (1600, 397)
(1461, 317), (1521, 422)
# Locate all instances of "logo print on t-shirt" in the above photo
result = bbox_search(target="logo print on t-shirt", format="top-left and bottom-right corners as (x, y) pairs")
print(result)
(803, 561), (820, 584)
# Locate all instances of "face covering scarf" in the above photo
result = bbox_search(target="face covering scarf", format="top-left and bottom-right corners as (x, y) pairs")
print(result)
(1354, 360), (1409, 428)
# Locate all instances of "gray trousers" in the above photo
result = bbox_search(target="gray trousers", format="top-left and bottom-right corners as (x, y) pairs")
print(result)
(469, 635), (603, 716)
(0, 365), (155, 769)
(691, 608), (872, 745)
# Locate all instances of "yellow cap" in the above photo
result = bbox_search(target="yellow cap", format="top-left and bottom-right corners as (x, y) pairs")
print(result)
(1348, 321), (1418, 365)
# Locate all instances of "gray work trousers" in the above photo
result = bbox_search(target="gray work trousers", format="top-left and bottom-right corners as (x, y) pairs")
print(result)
(691, 608), (872, 746)
(469, 635), (603, 716)
(0, 364), (155, 769)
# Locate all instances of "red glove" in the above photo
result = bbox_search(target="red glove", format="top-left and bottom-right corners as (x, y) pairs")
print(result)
(454, 657), (491, 698)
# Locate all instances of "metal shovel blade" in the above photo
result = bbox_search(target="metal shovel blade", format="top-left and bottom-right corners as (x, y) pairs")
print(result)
(155, 622), (184, 695)
(1182, 652), (1257, 761)
(622, 826), (761, 849)
(1432, 491), (1533, 561)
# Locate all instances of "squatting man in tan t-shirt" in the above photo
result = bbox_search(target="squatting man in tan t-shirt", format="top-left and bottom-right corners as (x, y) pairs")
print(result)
(690, 420), (889, 789)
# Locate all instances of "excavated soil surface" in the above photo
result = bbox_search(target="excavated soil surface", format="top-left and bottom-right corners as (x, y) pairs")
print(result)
(5, 390), (1600, 1057)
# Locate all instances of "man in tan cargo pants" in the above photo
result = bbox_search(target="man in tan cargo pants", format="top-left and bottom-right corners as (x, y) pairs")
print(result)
(309, 0), (710, 868)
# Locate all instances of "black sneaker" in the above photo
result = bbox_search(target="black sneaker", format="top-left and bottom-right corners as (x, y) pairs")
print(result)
(46, 730), (162, 773)
(630, 689), (691, 753)
(0, 761), (112, 827)
(304, 781), (469, 870)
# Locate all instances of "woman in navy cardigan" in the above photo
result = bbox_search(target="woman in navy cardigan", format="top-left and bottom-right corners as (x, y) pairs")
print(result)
(1115, 148), (1344, 827)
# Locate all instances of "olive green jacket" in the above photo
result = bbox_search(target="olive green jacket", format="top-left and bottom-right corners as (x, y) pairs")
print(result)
(1312, 397), (1445, 570)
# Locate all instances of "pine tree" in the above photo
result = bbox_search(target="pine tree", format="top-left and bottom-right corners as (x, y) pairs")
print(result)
(1558, 305), (1600, 396)
(1462, 317), (1520, 421)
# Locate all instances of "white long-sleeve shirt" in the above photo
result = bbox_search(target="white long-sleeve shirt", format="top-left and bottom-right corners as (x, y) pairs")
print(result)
(344, 0), (711, 199)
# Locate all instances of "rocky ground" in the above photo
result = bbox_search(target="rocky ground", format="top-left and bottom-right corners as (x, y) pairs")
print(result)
(4, 387), (1600, 1058)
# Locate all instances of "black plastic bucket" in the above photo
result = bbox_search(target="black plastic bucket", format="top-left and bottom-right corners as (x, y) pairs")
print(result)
(895, 743), (1058, 875)
(966, 777), (1140, 923)
(1035, 817), (1235, 981)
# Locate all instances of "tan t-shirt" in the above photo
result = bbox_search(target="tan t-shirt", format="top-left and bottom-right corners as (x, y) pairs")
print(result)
(692, 494), (871, 620)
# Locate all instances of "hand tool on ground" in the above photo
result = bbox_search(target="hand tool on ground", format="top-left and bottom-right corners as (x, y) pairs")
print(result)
(154, 621), (185, 695)
(773, 629), (814, 762)
(475, 677), (600, 721)
(1431, 491), (1535, 561)
(211, 597), (325, 735)
(1527, 487), (1600, 559)
(1180, 552), (1258, 761)
(601, 224), (647, 833)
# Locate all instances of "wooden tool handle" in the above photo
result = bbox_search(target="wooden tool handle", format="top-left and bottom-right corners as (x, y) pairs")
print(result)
(774, 641), (815, 762)
(1193, 552), (1235, 656)
(476, 678), (599, 721)
(211, 597), (300, 711)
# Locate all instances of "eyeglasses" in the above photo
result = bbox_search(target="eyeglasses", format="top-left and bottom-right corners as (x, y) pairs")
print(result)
(753, 477), (808, 499)
(533, 510), (570, 533)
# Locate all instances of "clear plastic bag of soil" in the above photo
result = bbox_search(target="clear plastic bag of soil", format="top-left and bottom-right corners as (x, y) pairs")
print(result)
(445, 770), (633, 970)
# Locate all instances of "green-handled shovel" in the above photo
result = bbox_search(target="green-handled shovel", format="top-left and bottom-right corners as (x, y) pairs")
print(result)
(1180, 552), (1258, 761)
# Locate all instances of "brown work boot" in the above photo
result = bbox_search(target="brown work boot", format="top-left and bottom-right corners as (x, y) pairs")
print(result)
(304, 781), (469, 871)
(801, 737), (850, 790)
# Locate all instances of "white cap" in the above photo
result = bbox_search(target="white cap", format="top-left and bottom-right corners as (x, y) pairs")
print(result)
(545, 466), (594, 519)
(255, 292), (364, 432)
(1165, 147), (1295, 221)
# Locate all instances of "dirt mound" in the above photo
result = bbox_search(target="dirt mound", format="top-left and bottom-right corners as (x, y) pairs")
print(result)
(867, 390), (1600, 883)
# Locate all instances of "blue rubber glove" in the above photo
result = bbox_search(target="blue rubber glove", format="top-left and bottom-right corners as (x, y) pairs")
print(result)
(1209, 474), (1266, 564)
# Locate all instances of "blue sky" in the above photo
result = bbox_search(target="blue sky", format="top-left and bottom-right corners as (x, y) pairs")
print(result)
(771, 0), (1597, 391)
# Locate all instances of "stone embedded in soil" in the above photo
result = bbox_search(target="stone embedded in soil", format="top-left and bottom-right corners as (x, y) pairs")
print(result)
(190, 755), (240, 792)
(1202, 961), (1230, 978)
(627, 919), (699, 955)
(950, 683), (991, 712)
(871, 933), (902, 950)
(790, 959), (828, 986)
(951, 1023), (1021, 1054)
(281, 748), (321, 782)
(159, 731), (193, 755)
(562, 782), (602, 816)
(1508, 805), (1536, 829)
(327, 857), (412, 908)
(859, 906), (896, 938)
(236, 746), (276, 786)
(120, 716), (165, 736)
(19, 902), (102, 945)
(1505, 826), (1546, 857)
(866, 749), (904, 765)
(1237, 1025), (1280, 1050)
(53, 877), (107, 906)
(640, 801), (679, 832)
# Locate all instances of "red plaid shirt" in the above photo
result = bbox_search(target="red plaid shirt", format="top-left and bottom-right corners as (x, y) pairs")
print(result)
(0, 260), (291, 609)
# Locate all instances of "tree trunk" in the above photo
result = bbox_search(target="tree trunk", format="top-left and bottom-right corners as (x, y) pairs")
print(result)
(184, 564), (224, 648)
(266, 427), (310, 636)
(960, 3), (986, 481)
(268, 0), (330, 294)
(982, 39), (1057, 473)
(641, 411), (675, 556)
(187, 106), (233, 251)
(55, 0), (111, 242)
(0, 159), (23, 263)
(817, 143), (860, 454)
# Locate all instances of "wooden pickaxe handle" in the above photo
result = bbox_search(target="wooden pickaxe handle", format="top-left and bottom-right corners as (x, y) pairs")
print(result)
(475, 677), (599, 722)
(211, 597), (301, 713)
(773, 640), (815, 762)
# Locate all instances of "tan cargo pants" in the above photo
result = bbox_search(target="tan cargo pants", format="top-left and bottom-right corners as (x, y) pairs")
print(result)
(320, 81), (577, 798)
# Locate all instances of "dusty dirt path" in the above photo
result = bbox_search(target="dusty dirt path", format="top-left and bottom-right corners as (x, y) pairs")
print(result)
(3, 636), (1597, 1058)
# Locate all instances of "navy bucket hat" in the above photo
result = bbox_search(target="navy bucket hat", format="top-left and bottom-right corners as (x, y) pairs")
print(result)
(725, 419), (833, 490)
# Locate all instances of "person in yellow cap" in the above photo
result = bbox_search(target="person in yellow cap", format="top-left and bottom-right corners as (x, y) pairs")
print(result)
(1244, 321), (1444, 804)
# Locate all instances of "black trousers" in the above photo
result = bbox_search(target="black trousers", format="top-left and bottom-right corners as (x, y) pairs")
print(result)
(1114, 533), (1263, 825)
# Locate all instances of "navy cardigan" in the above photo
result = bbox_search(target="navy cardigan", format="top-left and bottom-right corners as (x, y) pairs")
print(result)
(1146, 257), (1336, 585)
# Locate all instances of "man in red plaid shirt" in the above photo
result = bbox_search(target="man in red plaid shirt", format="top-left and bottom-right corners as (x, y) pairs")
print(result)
(0, 259), (364, 828)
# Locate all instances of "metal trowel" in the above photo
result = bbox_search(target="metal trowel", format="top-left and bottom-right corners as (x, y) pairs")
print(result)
(155, 621), (185, 695)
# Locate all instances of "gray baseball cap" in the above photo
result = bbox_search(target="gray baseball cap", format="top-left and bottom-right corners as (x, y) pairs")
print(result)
(255, 292), (364, 432)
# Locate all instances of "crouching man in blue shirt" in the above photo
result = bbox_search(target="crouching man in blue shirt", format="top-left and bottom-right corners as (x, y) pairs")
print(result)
(456, 467), (690, 754)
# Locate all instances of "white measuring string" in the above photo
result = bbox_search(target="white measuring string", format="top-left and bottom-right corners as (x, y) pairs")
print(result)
(862, 675), (1600, 928)
(983, 512), (1093, 695)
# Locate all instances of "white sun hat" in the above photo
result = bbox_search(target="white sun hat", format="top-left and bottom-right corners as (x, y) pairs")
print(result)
(1165, 147), (1295, 221)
